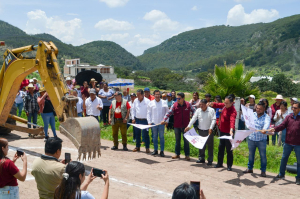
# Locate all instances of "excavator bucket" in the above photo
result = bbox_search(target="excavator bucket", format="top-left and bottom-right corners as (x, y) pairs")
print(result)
(59, 117), (101, 161)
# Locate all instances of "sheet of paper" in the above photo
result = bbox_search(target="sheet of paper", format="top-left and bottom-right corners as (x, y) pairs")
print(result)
(128, 123), (158, 130)
(184, 128), (210, 149)
(230, 130), (253, 150)
(218, 135), (233, 140)
(241, 105), (256, 130)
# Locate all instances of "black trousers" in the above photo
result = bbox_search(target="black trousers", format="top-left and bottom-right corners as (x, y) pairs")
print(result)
(218, 132), (233, 167)
(102, 106), (110, 123)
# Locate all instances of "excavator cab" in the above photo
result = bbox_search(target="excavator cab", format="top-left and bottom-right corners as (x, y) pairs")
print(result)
(0, 41), (101, 160)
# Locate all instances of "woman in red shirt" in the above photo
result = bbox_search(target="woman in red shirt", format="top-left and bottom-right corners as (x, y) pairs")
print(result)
(0, 138), (28, 198)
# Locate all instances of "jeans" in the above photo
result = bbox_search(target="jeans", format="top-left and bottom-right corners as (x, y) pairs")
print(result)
(281, 129), (286, 145)
(41, 112), (57, 137)
(27, 112), (38, 128)
(135, 118), (149, 148)
(15, 102), (23, 117)
(218, 132), (233, 167)
(151, 124), (165, 151)
(174, 128), (190, 156)
(272, 132), (279, 145)
(77, 112), (83, 117)
(112, 120), (127, 146)
(279, 143), (300, 179)
(247, 139), (267, 172)
(198, 129), (214, 162)
(102, 106), (110, 123)
(0, 186), (19, 199)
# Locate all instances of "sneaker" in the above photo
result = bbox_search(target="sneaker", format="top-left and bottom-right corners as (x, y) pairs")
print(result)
(44, 136), (49, 142)
(275, 174), (285, 179)
(196, 159), (205, 163)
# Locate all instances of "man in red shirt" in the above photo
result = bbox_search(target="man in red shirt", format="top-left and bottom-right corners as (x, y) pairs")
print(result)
(210, 96), (237, 171)
(144, 87), (155, 101)
(109, 91), (131, 151)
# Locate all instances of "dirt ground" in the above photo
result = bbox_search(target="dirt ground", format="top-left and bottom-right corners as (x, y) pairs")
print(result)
(3, 129), (299, 199)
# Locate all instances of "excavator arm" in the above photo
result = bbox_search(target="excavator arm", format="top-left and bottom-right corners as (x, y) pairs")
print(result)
(0, 41), (101, 160)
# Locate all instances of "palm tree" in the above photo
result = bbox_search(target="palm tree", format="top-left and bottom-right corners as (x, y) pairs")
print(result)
(203, 62), (260, 99)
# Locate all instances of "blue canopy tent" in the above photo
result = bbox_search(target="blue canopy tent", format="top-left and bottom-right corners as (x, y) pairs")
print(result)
(108, 79), (134, 89)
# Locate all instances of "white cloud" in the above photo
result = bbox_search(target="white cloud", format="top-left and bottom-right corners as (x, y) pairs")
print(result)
(99, 0), (129, 8)
(25, 10), (85, 45)
(152, 19), (179, 31)
(94, 18), (134, 31)
(226, 4), (279, 26)
(125, 34), (160, 47)
(191, 6), (197, 11)
(100, 33), (129, 41)
(143, 10), (168, 21)
(143, 10), (179, 31)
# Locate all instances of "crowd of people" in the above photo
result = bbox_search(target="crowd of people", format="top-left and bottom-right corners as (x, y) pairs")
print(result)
(1, 76), (299, 198)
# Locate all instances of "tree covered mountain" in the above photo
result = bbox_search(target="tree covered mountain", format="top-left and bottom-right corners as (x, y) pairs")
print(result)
(138, 14), (300, 78)
(0, 20), (142, 70)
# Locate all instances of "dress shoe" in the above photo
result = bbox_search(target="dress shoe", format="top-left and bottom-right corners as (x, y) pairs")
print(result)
(214, 164), (223, 168)
(227, 167), (232, 171)
(123, 144), (128, 151)
(132, 147), (140, 152)
(243, 169), (253, 173)
(275, 174), (285, 179)
(207, 161), (212, 166)
(296, 178), (300, 185)
(146, 148), (150, 153)
(261, 171), (266, 177)
(111, 146), (118, 150)
(172, 155), (180, 159)
(160, 151), (165, 157)
(185, 156), (190, 161)
(152, 150), (158, 155)
(196, 159), (205, 163)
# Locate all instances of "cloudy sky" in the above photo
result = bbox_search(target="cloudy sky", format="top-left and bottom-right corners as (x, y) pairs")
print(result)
(0, 0), (299, 56)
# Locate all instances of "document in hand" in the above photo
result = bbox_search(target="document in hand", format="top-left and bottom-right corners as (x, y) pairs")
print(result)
(241, 105), (256, 130)
(128, 123), (158, 130)
(218, 130), (253, 150)
(184, 128), (209, 149)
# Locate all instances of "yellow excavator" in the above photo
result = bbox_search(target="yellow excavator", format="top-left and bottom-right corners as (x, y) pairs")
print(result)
(0, 41), (101, 160)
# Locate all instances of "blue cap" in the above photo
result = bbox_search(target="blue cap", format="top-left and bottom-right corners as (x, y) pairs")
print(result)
(144, 87), (150, 92)
(167, 93), (172, 97)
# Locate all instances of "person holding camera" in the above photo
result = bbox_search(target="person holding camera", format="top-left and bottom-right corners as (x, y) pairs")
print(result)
(0, 138), (27, 198)
(54, 161), (109, 199)
(31, 137), (66, 199)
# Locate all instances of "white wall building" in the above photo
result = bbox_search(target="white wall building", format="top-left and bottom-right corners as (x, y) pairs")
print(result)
(250, 76), (273, 83)
(64, 58), (117, 82)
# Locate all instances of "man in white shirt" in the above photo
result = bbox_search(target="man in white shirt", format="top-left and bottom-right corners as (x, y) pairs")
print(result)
(71, 90), (83, 117)
(15, 90), (25, 117)
(131, 89), (151, 153)
(185, 99), (216, 165)
(147, 90), (169, 157)
(288, 97), (298, 114)
(83, 89), (103, 121)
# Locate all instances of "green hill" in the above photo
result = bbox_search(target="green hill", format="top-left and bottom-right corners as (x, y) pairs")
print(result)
(0, 20), (142, 70)
(138, 14), (300, 78)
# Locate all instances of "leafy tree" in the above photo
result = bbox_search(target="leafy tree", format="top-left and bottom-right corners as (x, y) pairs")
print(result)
(196, 72), (209, 84)
(252, 78), (272, 92)
(203, 62), (260, 99)
(271, 74), (297, 96)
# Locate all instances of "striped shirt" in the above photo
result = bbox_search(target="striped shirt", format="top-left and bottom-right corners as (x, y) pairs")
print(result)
(244, 112), (271, 141)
